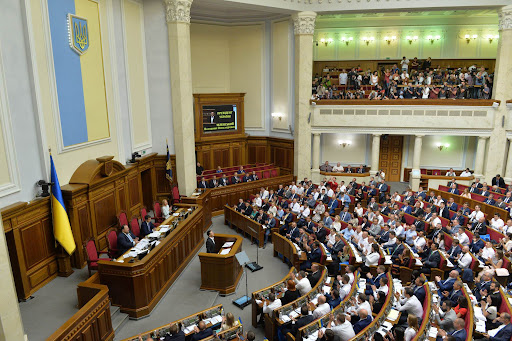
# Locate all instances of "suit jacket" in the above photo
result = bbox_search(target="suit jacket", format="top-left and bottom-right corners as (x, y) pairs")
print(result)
(485, 198), (496, 206)
(308, 270), (322, 287)
(473, 182), (483, 188)
(307, 249), (322, 268)
(414, 220), (425, 232)
(243, 205), (253, 216)
(490, 323), (512, 341)
(191, 328), (213, 341)
(368, 272), (386, 287)
(381, 206), (390, 216)
(316, 227), (328, 244)
(327, 199), (338, 214)
(481, 190), (490, 197)
(209, 179), (218, 188)
(219, 178), (229, 186)
(439, 208), (450, 219)
(448, 289), (462, 305)
(242, 175), (251, 182)
(231, 176), (240, 184)
(164, 331), (185, 341)
(140, 221), (154, 238)
(290, 315), (315, 336)
(402, 205), (412, 214)
(447, 181), (458, 188)
(447, 245), (462, 259)
(472, 222), (487, 236)
(287, 226), (300, 240)
(412, 207), (424, 217)
(236, 202), (245, 212)
(437, 277), (456, 293)
(197, 180), (208, 189)
(413, 285), (426, 303)
(206, 238), (216, 253)
(469, 186), (481, 194)
(425, 250), (441, 269)
(377, 183), (388, 194)
(493, 177), (507, 188)
(448, 188), (460, 195)
(117, 232), (136, 255)
(353, 316), (372, 334)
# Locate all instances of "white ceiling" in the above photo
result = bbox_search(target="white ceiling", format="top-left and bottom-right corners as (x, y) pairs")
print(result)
(191, 0), (291, 23)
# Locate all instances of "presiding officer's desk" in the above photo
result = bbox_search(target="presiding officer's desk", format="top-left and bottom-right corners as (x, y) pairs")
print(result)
(98, 204), (205, 318)
(199, 234), (243, 295)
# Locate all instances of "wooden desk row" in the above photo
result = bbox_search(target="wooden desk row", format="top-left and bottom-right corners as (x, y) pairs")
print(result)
(429, 187), (509, 221)
(97, 204), (205, 318)
(198, 234), (243, 295)
(272, 232), (306, 270)
(293, 272), (360, 341)
(224, 205), (265, 247)
(251, 267), (297, 328)
(184, 174), (295, 215)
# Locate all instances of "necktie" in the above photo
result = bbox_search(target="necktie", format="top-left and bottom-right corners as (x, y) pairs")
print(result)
(342, 213), (346, 220)
(126, 233), (134, 243)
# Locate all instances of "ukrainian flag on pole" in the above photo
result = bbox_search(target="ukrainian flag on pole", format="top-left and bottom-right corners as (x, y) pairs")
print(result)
(166, 139), (173, 183)
(50, 155), (76, 255)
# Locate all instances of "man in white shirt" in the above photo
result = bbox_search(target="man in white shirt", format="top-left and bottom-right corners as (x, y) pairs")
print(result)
(328, 313), (355, 341)
(460, 168), (472, 177)
(327, 186), (334, 198)
(332, 162), (344, 172)
(445, 168), (456, 177)
(395, 287), (423, 319)
(290, 199), (301, 214)
(260, 292), (282, 318)
(503, 219), (512, 235)
(312, 295), (331, 319)
(491, 213), (505, 230)
(339, 70), (348, 86)
(339, 275), (352, 300)
(253, 194), (262, 207)
(296, 184), (304, 196)
(469, 205), (484, 223)
(291, 271), (312, 295)
(260, 187), (269, 200)
(400, 56), (409, 71)
(364, 244), (380, 268)
(413, 231), (427, 252)
(430, 212), (442, 228)
(455, 229), (470, 246)
(456, 246), (472, 271)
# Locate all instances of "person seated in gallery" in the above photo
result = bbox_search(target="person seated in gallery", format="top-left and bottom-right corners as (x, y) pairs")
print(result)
(190, 321), (213, 341)
(197, 176), (208, 189)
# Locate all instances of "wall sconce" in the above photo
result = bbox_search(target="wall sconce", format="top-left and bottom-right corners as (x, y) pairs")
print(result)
(340, 36), (353, 45)
(406, 35), (418, 44)
(384, 36), (397, 45)
(436, 142), (450, 151)
(338, 140), (352, 148)
(361, 37), (375, 45)
(486, 34), (499, 43)
(271, 112), (283, 121)
(320, 38), (334, 46)
(465, 34), (478, 43)
(426, 35), (441, 44)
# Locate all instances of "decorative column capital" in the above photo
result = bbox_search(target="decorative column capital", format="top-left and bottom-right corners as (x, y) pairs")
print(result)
(164, 0), (192, 24)
(292, 11), (317, 35)
(312, 132), (321, 137)
(415, 134), (424, 138)
(478, 136), (491, 140)
(499, 5), (512, 31)
(372, 134), (382, 138)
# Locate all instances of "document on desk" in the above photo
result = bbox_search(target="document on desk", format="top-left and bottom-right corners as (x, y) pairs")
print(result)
(183, 325), (196, 334)
(222, 242), (234, 248)
(280, 315), (291, 323)
(220, 248), (231, 255)
(159, 227), (170, 233)
(387, 309), (400, 321)
(428, 327), (438, 338)
(210, 315), (223, 324)
(322, 286), (331, 294)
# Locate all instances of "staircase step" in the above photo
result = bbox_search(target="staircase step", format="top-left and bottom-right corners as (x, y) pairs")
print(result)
(110, 304), (120, 317)
(111, 310), (129, 333)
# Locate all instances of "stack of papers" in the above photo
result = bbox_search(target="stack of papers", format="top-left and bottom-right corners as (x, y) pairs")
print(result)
(384, 255), (392, 264)
(387, 309), (400, 321)
(496, 268), (510, 277)
(123, 251), (138, 258)
(159, 226), (170, 233)
(220, 248), (231, 255)
(289, 310), (299, 318)
(280, 315), (291, 323)
(210, 315), (223, 324)
(322, 286), (331, 294)
(183, 325), (196, 334)
(147, 232), (160, 238)
(173, 213), (180, 216)
(222, 242), (234, 248)
(428, 327), (438, 338)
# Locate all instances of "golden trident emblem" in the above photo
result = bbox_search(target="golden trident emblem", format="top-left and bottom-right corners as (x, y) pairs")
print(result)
(74, 21), (88, 50)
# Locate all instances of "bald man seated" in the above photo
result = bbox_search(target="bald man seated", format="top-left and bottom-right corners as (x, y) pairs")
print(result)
(162, 323), (185, 341)
(352, 309), (372, 334)
(191, 321), (213, 341)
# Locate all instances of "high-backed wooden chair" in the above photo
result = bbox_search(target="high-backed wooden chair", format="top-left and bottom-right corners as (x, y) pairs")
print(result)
(153, 201), (165, 224)
(105, 228), (119, 258)
(130, 216), (141, 238)
(118, 211), (129, 228)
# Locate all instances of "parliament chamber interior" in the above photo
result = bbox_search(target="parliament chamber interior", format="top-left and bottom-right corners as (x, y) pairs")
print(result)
(3, 0), (512, 340)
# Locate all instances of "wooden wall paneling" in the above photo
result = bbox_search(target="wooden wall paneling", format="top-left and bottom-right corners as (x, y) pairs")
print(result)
(379, 135), (403, 182)
(1, 198), (60, 300)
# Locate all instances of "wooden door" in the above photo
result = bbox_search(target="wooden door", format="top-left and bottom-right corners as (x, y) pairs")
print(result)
(379, 135), (403, 182)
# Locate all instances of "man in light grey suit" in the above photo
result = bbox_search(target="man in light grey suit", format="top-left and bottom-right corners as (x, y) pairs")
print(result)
(434, 300), (456, 333)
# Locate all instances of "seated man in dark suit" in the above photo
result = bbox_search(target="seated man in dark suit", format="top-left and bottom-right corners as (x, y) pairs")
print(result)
(411, 277), (426, 303)
(307, 263), (322, 287)
(279, 208), (293, 235)
(140, 215), (155, 238)
(477, 312), (512, 341)
(209, 176), (219, 188)
(190, 321), (213, 341)
(484, 194), (496, 206)
(281, 305), (314, 339)
(197, 177), (208, 189)
(436, 318), (467, 341)
(242, 173), (252, 182)
(241, 202), (253, 217)
(263, 213), (276, 248)
(469, 183), (481, 194)
(117, 224), (139, 256)
(301, 242), (322, 271)
(352, 309), (372, 333)
(219, 174), (229, 187)
(231, 174), (241, 184)
(163, 323), (185, 341)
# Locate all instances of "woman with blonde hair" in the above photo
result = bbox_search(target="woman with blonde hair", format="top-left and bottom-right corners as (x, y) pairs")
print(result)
(460, 188), (471, 199)
(220, 312), (239, 331)
(404, 315), (419, 341)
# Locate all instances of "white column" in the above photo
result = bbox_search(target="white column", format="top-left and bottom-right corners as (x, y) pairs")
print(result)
(293, 12), (317, 180)
(410, 135), (424, 191)
(504, 138), (512, 181)
(474, 136), (489, 176)
(311, 133), (321, 183)
(484, 6), (512, 182)
(164, 0), (196, 196)
(371, 134), (381, 175)
(412, 135), (423, 171)
(312, 133), (321, 170)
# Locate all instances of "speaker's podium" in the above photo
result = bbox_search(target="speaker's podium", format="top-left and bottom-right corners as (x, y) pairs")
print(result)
(199, 234), (243, 295)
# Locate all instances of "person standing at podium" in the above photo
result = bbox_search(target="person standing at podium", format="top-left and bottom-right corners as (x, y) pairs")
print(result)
(206, 230), (216, 253)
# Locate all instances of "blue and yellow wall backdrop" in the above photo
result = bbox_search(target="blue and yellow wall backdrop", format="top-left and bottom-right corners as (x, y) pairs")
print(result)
(48, 0), (110, 148)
